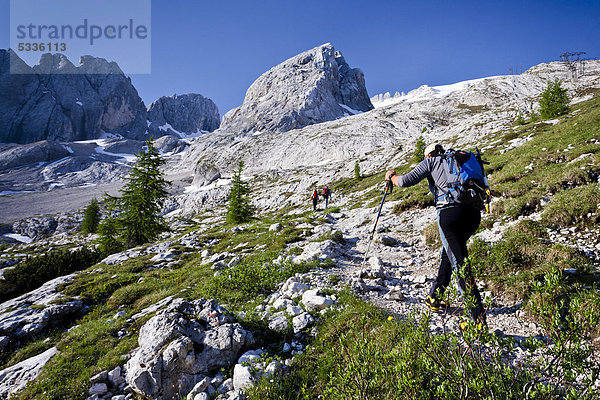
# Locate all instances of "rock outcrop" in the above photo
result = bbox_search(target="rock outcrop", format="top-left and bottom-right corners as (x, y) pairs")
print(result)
(125, 298), (253, 400)
(220, 43), (373, 134)
(0, 347), (59, 398)
(147, 94), (220, 138)
(0, 274), (82, 342)
(153, 135), (189, 154)
(0, 50), (148, 144)
(0, 141), (70, 171)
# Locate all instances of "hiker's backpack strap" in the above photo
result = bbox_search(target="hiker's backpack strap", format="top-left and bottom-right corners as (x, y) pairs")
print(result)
(436, 150), (461, 206)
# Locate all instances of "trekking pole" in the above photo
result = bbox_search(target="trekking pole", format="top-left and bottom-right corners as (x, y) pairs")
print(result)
(361, 179), (393, 268)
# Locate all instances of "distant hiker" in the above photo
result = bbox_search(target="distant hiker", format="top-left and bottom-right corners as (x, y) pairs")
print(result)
(312, 188), (319, 211)
(385, 143), (486, 328)
(322, 186), (331, 209)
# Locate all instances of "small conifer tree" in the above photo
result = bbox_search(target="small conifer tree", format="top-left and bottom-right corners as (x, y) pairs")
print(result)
(100, 138), (171, 250)
(227, 161), (254, 224)
(81, 198), (100, 233)
(539, 79), (569, 119)
(354, 160), (361, 180)
(413, 136), (426, 164)
(119, 139), (170, 247)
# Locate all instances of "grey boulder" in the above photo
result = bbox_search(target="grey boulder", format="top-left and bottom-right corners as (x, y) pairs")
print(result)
(192, 162), (221, 187)
(125, 298), (253, 400)
(154, 135), (189, 154)
(11, 216), (58, 240)
(0, 347), (59, 398)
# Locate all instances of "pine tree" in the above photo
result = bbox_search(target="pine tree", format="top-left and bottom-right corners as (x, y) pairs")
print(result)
(81, 198), (100, 233)
(102, 139), (171, 249)
(413, 136), (426, 164)
(539, 79), (569, 119)
(227, 161), (254, 224)
(98, 217), (123, 255)
(354, 160), (361, 180)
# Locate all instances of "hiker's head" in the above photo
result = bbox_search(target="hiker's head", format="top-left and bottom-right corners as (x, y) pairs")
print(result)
(424, 143), (444, 158)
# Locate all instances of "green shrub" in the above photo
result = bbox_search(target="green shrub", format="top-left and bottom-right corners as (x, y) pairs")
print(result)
(515, 112), (526, 125)
(0, 247), (102, 303)
(528, 112), (539, 123)
(249, 291), (543, 400)
(527, 266), (600, 393)
(207, 254), (316, 298)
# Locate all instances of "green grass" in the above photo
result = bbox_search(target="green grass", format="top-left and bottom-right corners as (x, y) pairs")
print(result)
(248, 289), (599, 399)
(16, 305), (142, 400)
(482, 95), (600, 220)
(422, 222), (440, 248)
(8, 211), (332, 399)
(469, 220), (588, 299)
(541, 183), (600, 228)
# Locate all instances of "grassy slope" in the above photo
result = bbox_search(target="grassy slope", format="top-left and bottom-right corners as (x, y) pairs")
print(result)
(7, 215), (324, 399)
(4, 95), (600, 399)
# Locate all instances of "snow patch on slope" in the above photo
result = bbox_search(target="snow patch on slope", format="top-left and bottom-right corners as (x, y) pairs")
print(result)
(371, 77), (495, 107)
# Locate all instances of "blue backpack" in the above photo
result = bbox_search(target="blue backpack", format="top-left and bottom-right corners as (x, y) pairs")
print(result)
(438, 149), (489, 208)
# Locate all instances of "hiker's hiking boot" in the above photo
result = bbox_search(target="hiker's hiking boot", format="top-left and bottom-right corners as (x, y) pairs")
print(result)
(425, 296), (442, 313)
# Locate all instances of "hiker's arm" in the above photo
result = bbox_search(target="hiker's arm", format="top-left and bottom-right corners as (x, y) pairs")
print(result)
(386, 159), (430, 188)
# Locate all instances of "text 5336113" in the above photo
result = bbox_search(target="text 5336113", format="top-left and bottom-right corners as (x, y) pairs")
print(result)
(18, 43), (67, 52)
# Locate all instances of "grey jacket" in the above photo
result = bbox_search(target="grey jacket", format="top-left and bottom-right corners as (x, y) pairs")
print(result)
(396, 156), (452, 208)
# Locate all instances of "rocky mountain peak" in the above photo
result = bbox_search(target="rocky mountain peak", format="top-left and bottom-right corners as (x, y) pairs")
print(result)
(32, 53), (77, 74)
(0, 51), (148, 144)
(77, 55), (124, 75)
(219, 43), (374, 135)
(147, 93), (220, 138)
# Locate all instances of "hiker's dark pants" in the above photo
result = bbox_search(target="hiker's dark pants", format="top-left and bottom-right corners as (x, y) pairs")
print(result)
(429, 205), (485, 322)
(312, 198), (317, 211)
(324, 196), (329, 209)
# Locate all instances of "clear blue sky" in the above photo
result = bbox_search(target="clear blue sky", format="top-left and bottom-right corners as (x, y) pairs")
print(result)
(2, 0), (599, 116)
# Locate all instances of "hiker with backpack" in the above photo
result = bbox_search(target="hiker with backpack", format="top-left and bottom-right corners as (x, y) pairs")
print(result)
(385, 143), (487, 329)
(312, 188), (319, 211)
(322, 186), (331, 209)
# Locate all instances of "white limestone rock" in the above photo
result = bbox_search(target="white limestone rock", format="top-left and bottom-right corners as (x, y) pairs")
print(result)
(301, 289), (335, 311)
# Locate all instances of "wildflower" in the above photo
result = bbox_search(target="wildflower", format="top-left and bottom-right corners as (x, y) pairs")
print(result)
(387, 316), (393, 321)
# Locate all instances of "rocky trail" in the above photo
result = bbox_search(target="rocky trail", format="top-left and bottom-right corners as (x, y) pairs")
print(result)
(300, 203), (543, 341)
